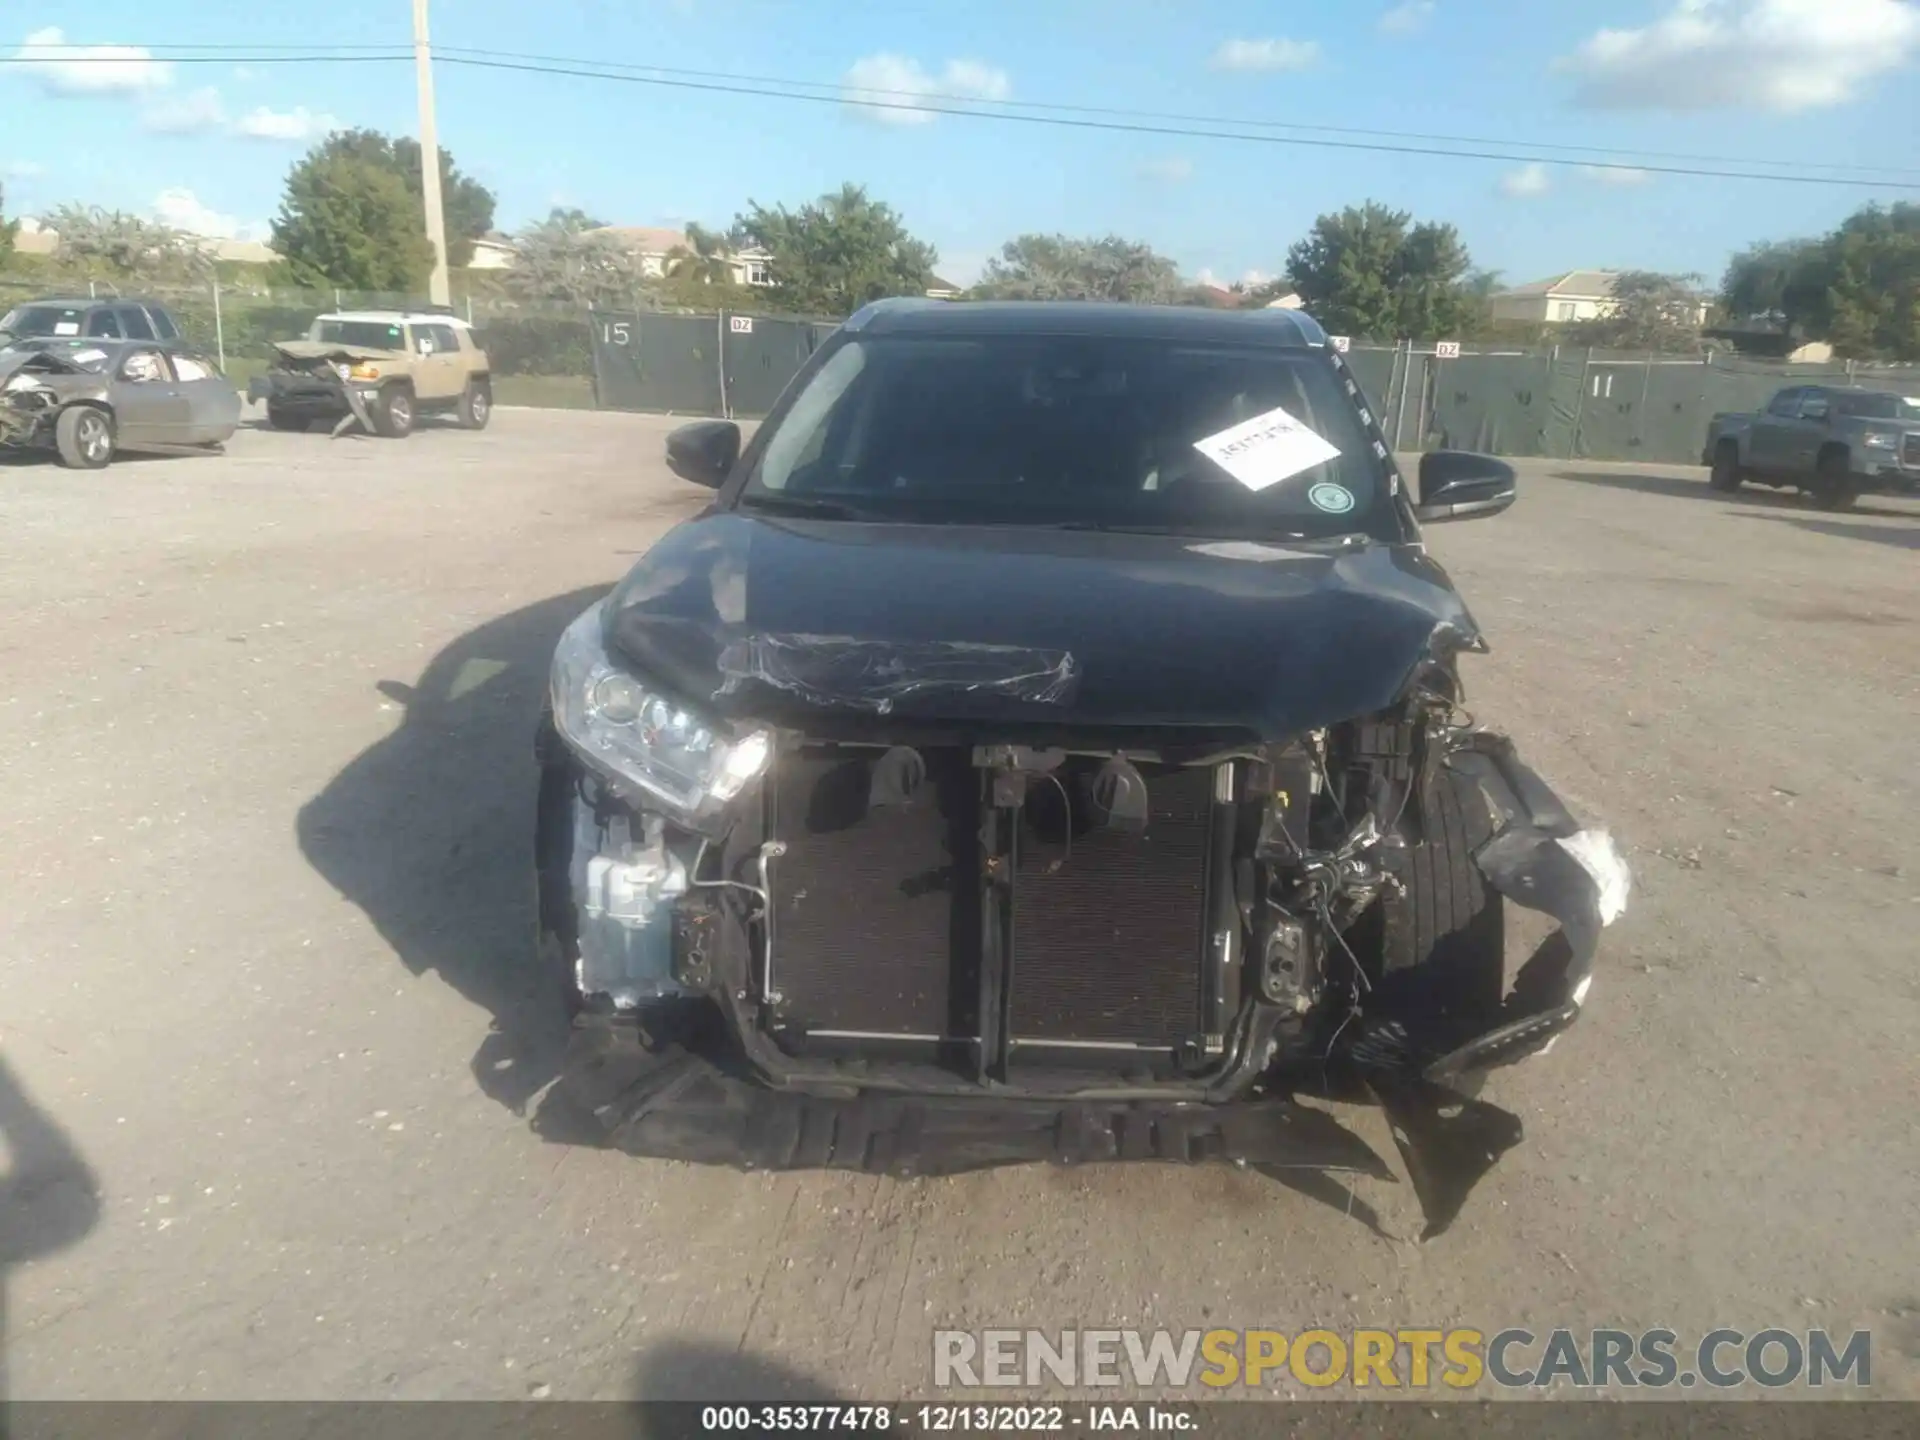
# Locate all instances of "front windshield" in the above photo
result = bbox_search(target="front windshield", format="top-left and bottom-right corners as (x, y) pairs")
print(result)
(314, 319), (407, 350)
(742, 334), (1391, 540)
(0, 306), (88, 338)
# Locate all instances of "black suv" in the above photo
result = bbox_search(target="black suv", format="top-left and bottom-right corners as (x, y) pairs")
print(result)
(533, 299), (1631, 1236)
(0, 297), (188, 345)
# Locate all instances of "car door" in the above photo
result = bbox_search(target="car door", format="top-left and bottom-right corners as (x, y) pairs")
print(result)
(1790, 389), (1833, 473)
(110, 348), (189, 447)
(1747, 388), (1803, 477)
(167, 350), (242, 443)
(415, 322), (464, 402)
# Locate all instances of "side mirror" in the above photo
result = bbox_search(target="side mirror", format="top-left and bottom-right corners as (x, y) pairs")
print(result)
(1414, 450), (1517, 524)
(666, 419), (741, 489)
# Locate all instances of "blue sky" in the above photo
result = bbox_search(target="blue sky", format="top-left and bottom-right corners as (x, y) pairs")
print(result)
(4, 0), (1919, 289)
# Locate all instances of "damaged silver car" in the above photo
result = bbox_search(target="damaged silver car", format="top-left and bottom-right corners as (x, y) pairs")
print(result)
(0, 338), (241, 469)
(535, 300), (1629, 1236)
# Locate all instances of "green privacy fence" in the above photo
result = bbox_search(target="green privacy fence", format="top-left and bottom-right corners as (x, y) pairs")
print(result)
(9, 269), (1919, 459)
(1345, 342), (1920, 465)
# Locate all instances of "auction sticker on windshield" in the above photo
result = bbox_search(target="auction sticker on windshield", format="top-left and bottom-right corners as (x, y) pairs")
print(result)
(1192, 405), (1342, 492)
(1307, 482), (1355, 514)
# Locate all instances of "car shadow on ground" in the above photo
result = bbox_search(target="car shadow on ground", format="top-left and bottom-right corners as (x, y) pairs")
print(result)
(1735, 511), (1920, 551)
(0, 1053), (100, 1401)
(1552, 468), (1915, 519)
(296, 586), (609, 1118)
(631, 1340), (852, 1405)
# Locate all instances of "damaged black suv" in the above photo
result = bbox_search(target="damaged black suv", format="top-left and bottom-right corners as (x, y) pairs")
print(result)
(536, 300), (1627, 1235)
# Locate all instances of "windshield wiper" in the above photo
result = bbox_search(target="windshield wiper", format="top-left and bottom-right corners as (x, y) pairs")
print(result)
(737, 493), (875, 520)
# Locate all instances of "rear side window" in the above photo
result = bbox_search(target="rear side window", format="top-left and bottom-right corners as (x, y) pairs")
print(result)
(172, 354), (216, 381)
(119, 307), (156, 340)
(85, 310), (124, 338)
(148, 307), (180, 340)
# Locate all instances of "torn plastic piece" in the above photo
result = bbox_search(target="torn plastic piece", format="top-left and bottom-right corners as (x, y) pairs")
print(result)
(714, 633), (1077, 715)
(1190, 403), (1342, 492)
(573, 814), (691, 1010)
(1421, 728), (1632, 1082)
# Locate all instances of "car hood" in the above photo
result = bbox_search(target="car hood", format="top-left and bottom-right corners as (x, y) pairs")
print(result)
(604, 512), (1484, 739)
(269, 340), (406, 364)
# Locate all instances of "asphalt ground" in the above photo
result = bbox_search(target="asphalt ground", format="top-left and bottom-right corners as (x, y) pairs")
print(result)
(2, 409), (1916, 1402)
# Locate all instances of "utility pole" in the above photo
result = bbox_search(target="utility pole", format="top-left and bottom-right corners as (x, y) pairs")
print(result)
(412, 0), (451, 306)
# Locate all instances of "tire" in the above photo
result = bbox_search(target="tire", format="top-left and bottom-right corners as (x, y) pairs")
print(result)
(1708, 440), (1744, 492)
(54, 406), (115, 470)
(266, 404), (309, 432)
(1813, 450), (1859, 512)
(371, 383), (415, 439)
(457, 378), (492, 430)
(1367, 763), (1506, 1048)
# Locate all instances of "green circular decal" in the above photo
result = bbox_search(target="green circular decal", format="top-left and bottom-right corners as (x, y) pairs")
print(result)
(1308, 482), (1355, 514)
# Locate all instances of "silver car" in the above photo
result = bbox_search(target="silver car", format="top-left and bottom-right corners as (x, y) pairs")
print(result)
(0, 338), (242, 469)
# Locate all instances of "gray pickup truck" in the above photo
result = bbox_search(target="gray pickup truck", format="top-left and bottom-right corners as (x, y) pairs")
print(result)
(1703, 384), (1920, 510)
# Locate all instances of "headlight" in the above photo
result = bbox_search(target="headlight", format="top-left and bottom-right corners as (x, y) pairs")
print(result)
(332, 361), (352, 380)
(549, 604), (771, 820)
(349, 362), (381, 380)
(1862, 430), (1897, 449)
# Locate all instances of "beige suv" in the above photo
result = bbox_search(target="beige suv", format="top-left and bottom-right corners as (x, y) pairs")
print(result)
(253, 310), (492, 438)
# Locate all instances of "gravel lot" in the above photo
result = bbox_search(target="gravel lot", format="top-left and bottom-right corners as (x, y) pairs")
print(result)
(2, 408), (1916, 1402)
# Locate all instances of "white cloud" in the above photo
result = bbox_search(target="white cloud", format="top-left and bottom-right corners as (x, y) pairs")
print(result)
(11, 26), (172, 95)
(233, 105), (342, 142)
(840, 54), (1011, 125)
(1500, 163), (1552, 197)
(1379, 2), (1436, 35)
(1559, 0), (1920, 112)
(142, 86), (228, 135)
(149, 187), (265, 241)
(1139, 155), (1194, 183)
(1211, 37), (1323, 72)
(1583, 163), (1652, 185)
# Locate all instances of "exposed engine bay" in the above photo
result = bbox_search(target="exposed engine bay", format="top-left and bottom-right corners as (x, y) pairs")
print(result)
(0, 344), (112, 449)
(537, 629), (1628, 1237)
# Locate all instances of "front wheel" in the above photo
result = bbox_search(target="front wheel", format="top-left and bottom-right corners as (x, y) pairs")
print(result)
(1708, 441), (1744, 492)
(55, 406), (115, 469)
(371, 384), (415, 439)
(457, 378), (492, 430)
(1813, 451), (1859, 512)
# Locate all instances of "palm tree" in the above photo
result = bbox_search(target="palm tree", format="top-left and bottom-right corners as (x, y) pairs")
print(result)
(663, 223), (736, 286)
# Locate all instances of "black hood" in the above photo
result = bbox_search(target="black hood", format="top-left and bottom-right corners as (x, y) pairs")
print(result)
(604, 513), (1482, 740)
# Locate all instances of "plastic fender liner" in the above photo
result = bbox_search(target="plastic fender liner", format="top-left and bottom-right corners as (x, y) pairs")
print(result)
(1427, 728), (1630, 1081)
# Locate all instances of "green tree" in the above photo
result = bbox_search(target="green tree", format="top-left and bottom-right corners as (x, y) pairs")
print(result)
(543, 206), (606, 235)
(37, 203), (212, 282)
(733, 183), (936, 316)
(271, 151), (435, 290)
(975, 234), (1183, 303)
(1285, 202), (1479, 340)
(1720, 204), (1920, 359)
(1570, 271), (1708, 353)
(308, 129), (496, 266)
(505, 218), (642, 309)
(664, 223), (736, 286)
(0, 182), (17, 268)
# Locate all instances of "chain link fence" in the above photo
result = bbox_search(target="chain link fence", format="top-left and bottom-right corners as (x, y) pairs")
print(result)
(8, 271), (1919, 460)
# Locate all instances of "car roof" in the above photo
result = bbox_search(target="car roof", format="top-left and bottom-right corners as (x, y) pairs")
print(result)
(316, 310), (472, 327)
(842, 297), (1331, 349)
(13, 296), (170, 308)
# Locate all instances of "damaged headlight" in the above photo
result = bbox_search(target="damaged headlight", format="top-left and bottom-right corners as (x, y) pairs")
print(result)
(550, 605), (772, 821)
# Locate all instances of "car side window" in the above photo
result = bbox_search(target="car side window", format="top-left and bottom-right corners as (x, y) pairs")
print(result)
(1798, 390), (1830, 419)
(413, 326), (435, 355)
(171, 353), (215, 382)
(149, 308), (180, 340)
(427, 323), (462, 354)
(86, 310), (124, 339)
(120, 350), (171, 384)
(119, 307), (157, 341)
(1765, 389), (1803, 418)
